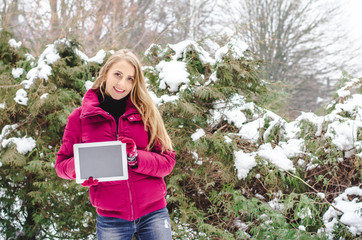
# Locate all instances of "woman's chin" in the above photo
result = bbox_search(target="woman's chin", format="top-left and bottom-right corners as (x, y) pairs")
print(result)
(111, 92), (127, 100)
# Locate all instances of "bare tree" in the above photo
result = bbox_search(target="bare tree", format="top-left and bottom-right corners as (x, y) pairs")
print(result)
(234, 0), (337, 82)
(226, 0), (359, 117)
(1, 0), (221, 56)
(0, 0), (21, 34)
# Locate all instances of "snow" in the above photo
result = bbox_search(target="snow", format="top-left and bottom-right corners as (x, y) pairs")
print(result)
(323, 186), (362, 238)
(75, 49), (90, 62)
(149, 91), (179, 106)
(336, 78), (361, 98)
(295, 112), (324, 137)
(238, 118), (264, 143)
(325, 119), (362, 151)
(2, 37), (361, 238)
(75, 47), (107, 64)
(0, 124), (18, 142)
(12, 68), (24, 78)
(168, 40), (215, 65)
(156, 61), (190, 92)
(14, 89), (28, 106)
(332, 94), (362, 120)
(234, 150), (257, 180)
(21, 44), (58, 89)
(283, 121), (301, 140)
(1, 136), (36, 155)
(36, 62), (52, 80)
(40, 93), (49, 100)
(191, 128), (206, 141)
(228, 77), (361, 237)
(24, 53), (35, 61)
(257, 143), (296, 172)
(279, 139), (305, 158)
(268, 197), (285, 211)
(8, 39), (22, 49)
(299, 225), (306, 231)
(88, 49), (106, 64)
(215, 37), (249, 61)
(84, 80), (94, 91)
(297, 207), (312, 219)
(224, 136), (232, 143)
(38, 44), (60, 64)
(317, 192), (326, 199)
(211, 95), (247, 128)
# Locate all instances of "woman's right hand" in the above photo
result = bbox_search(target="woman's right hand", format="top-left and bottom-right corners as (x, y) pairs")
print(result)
(81, 177), (99, 187)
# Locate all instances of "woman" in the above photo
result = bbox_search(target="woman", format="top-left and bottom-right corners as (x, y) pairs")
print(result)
(55, 49), (175, 240)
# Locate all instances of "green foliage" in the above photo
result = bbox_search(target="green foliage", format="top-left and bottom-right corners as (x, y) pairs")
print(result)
(145, 41), (361, 239)
(1, 33), (360, 239)
(0, 30), (28, 68)
(0, 33), (102, 239)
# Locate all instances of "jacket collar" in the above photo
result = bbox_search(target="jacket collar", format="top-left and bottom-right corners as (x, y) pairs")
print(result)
(80, 89), (138, 118)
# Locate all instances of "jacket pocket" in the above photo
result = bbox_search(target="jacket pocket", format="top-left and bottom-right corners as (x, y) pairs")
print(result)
(127, 114), (142, 122)
(134, 177), (166, 209)
(89, 185), (99, 207)
(89, 181), (127, 211)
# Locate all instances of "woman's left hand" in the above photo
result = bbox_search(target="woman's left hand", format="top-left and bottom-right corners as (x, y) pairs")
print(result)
(118, 136), (138, 167)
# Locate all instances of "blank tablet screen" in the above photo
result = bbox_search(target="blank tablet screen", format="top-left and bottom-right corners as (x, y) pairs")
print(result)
(74, 141), (128, 183)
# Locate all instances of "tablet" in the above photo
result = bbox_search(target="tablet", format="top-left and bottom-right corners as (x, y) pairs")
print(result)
(73, 141), (128, 184)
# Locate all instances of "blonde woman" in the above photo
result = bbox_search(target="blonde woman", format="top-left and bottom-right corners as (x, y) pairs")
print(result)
(55, 49), (175, 239)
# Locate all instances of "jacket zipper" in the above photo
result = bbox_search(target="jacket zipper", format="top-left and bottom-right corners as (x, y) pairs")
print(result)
(119, 113), (134, 220)
(126, 181), (134, 220)
(85, 110), (135, 220)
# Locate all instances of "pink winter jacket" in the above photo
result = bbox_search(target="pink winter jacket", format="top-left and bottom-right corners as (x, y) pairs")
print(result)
(55, 89), (176, 221)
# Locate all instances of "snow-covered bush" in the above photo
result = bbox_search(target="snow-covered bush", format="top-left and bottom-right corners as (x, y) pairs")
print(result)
(0, 30), (361, 239)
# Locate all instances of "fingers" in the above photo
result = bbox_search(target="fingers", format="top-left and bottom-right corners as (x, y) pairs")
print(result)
(81, 177), (99, 186)
(81, 179), (89, 187)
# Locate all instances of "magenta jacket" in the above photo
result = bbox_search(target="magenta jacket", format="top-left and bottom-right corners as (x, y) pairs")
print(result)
(55, 89), (176, 221)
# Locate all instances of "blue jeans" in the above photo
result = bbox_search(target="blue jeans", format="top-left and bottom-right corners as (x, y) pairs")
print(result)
(97, 207), (172, 240)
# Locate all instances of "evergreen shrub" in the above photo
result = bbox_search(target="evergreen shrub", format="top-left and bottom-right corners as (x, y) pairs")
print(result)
(0, 32), (361, 239)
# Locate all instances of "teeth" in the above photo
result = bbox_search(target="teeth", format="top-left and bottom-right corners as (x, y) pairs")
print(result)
(114, 87), (124, 93)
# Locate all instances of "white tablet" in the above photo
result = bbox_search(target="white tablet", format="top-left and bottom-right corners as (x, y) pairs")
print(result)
(73, 141), (128, 184)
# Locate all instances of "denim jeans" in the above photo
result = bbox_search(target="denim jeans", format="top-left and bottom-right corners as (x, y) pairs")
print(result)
(97, 207), (172, 240)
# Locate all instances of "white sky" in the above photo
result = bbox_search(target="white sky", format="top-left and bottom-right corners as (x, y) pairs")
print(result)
(341, 0), (362, 39)
(342, 0), (362, 76)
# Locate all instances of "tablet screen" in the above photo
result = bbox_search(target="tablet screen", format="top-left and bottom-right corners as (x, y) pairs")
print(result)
(74, 141), (128, 183)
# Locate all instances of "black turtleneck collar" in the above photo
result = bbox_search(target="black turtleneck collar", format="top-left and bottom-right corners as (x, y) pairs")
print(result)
(98, 93), (128, 126)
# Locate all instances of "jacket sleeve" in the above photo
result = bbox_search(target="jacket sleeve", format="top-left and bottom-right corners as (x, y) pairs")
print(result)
(132, 143), (176, 178)
(55, 108), (82, 180)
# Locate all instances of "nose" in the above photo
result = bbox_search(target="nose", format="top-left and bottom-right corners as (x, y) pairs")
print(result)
(116, 76), (126, 85)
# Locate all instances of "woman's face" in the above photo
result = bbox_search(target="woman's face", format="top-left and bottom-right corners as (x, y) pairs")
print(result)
(105, 59), (135, 100)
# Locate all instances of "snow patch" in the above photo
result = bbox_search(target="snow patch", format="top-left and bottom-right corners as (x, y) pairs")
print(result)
(257, 143), (296, 172)
(9, 39), (22, 49)
(14, 89), (28, 106)
(234, 150), (257, 180)
(156, 61), (190, 92)
(12, 68), (24, 79)
(323, 186), (362, 237)
(2, 136), (36, 154)
(191, 129), (205, 141)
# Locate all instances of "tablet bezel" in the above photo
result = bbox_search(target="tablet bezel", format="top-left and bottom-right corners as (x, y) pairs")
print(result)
(73, 141), (128, 184)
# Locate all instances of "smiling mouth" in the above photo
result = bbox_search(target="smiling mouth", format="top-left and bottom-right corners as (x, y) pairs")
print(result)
(113, 87), (125, 93)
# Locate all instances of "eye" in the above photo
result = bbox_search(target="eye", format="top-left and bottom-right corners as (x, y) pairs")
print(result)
(114, 72), (122, 77)
(128, 77), (134, 81)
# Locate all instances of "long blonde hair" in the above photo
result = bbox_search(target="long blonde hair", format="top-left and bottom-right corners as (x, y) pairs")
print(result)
(92, 49), (173, 152)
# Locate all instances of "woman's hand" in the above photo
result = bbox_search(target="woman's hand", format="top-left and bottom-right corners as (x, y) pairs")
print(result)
(81, 177), (99, 187)
(118, 136), (138, 168)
